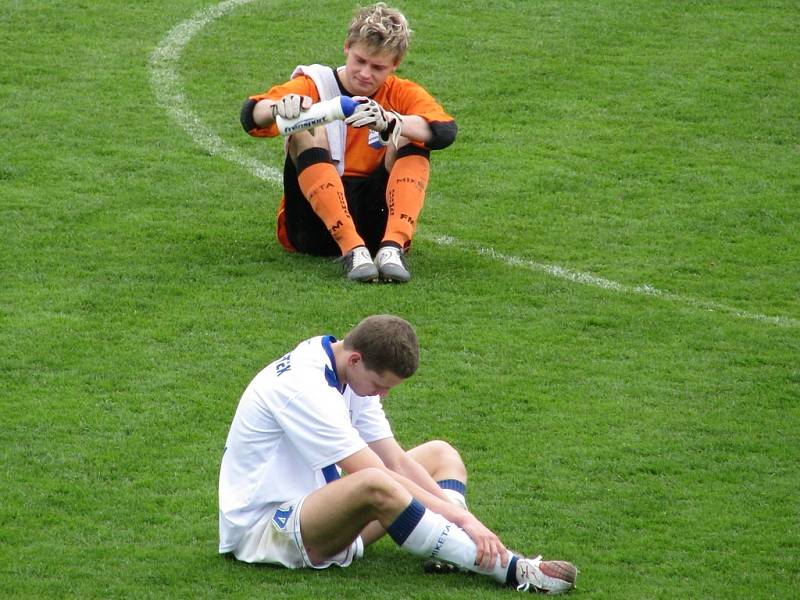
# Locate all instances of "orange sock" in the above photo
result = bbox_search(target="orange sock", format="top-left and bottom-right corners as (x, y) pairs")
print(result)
(384, 154), (430, 249)
(298, 162), (364, 255)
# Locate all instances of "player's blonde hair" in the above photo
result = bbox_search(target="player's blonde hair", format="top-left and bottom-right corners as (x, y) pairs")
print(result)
(343, 314), (419, 378)
(346, 3), (412, 61)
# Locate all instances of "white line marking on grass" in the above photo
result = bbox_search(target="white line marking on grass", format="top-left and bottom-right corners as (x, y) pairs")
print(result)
(149, 0), (798, 329)
(149, 0), (280, 182)
(427, 234), (799, 327)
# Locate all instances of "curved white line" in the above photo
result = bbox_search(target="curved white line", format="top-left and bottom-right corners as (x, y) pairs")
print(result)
(149, 0), (280, 182)
(427, 235), (799, 327)
(149, 1), (798, 328)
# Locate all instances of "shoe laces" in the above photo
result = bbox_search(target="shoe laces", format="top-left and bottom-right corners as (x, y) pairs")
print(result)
(516, 555), (543, 593)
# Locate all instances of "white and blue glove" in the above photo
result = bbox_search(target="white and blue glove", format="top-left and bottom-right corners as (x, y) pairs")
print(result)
(344, 97), (389, 129)
(345, 97), (402, 145)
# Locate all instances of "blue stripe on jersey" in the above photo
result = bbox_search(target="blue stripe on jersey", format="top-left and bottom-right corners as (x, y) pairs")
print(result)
(321, 464), (341, 483)
(321, 335), (342, 390)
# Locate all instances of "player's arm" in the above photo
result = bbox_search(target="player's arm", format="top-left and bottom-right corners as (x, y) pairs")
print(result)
(379, 113), (457, 150)
(368, 438), (506, 566)
(387, 114), (432, 144)
(249, 94), (313, 128)
(345, 95), (456, 150)
(338, 446), (508, 569)
(345, 99), (435, 146)
(338, 447), (463, 523)
(376, 112), (433, 146)
(368, 437), (453, 504)
(240, 77), (318, 135)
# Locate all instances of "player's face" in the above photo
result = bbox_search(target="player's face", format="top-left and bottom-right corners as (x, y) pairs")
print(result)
(342, 42), (400, 96)
(347, 356), (404, 399)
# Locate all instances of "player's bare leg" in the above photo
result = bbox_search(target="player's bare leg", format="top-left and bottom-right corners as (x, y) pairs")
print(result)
(302, 457), (577, 593)
(406, 440), (467, 484)
(406, 440), (470, 573)
(356, 437), (468, 546)
(357, 440), (468, 554)
(286, 125), (330, 163)
(299, 467), (412, 564)
(409, 441), (577, 590)
(318, 440), (469, 548)
(359, 520), (388, 547)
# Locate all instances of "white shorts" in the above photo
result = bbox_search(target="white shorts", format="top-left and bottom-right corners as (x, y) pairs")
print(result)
(232, 495), (364, 569)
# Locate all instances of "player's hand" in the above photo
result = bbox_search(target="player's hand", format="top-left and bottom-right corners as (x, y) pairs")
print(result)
(344, 97), (389, 132)
(459, 513), (509, 571)
(271, 94), (312, 120)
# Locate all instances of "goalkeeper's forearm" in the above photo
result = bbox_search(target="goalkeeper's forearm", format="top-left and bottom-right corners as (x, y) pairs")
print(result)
(252, 99), (278, 127)
(389, 114), (432, 144)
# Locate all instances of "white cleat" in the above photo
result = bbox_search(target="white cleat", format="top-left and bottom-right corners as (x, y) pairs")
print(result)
(339, 246), (379, 282)
(374, 245), (411, 283)
(515, 556), (577, 594)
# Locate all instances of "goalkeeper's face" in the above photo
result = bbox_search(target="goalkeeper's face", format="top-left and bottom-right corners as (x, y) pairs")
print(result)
(342, 42), (400, 96)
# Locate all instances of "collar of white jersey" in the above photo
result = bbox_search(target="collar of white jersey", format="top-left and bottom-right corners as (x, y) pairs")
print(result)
(320, 335), (343, 392)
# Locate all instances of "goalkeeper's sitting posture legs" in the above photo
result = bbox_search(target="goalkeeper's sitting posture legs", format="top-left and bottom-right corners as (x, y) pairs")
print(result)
(281, 123), (432, 284)
(240, 4), (458, 282)
(285, 127), (378, 282)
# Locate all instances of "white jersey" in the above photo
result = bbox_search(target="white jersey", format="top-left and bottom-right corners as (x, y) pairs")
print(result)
(218, 335), (394, 553)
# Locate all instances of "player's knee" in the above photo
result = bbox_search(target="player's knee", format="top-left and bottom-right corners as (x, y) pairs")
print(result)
(427, 439), (461, 460)
(426, 440), (467, 476)
(287, 128), (330, 158)
(351, 468), (405, 512)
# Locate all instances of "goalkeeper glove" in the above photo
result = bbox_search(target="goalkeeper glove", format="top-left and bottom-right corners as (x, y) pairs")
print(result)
(345, 97), (403, 146)
(271, 94), (311, 120)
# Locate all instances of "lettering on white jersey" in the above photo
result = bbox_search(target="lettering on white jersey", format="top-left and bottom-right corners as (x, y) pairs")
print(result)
(275, 353), (292, 376)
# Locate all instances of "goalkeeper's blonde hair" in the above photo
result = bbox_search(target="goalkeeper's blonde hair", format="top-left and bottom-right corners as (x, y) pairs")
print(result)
(346, 3), (412, 61)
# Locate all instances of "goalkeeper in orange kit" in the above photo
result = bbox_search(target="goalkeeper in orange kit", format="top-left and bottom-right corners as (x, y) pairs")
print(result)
(240, 2), (457, 283)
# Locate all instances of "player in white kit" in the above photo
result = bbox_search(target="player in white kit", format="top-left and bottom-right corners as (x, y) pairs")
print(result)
(218, 315), (577, 593)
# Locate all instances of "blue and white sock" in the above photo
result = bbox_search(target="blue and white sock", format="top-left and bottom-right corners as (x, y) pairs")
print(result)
(437, 479), (467, 509)
(387, 498), (513, 584)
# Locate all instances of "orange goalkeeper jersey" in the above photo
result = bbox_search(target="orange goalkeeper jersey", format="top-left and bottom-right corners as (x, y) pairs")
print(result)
(245, 70), (455, 178)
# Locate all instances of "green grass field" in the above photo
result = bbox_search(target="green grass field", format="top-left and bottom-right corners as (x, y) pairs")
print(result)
(2, 0), (798, 598)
